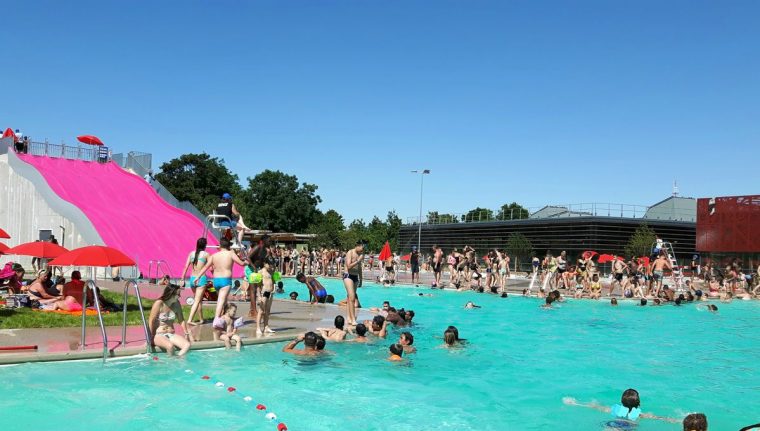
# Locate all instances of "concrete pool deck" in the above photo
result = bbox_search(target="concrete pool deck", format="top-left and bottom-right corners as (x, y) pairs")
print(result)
(0, 283), (375, 365)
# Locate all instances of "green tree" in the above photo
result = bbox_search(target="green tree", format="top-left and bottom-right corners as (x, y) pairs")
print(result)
(308, 209), (345, 248)
(497, 202), (530, 220)
(244, 170), (322, 232)
(505, 232), (533, 272)
(154, 153), (243, 214)
(341, 219), (367, 250)
(427, 211), (459, 224)
(625, 224), (657, 258)
(463, 207), (494, 222)
(385, 211), (402, 252)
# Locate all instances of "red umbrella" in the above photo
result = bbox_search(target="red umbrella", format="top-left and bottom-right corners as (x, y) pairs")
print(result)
(77, 135), (104, 146)
(4, 241), (69, 258)
(49, 245), (135, 267)
(400, 254), (411, 261)
(0, 227), (9, 239)
(582, 250), (598, 259)
(637, 256), (651, 268)
(378, 241), (391, 262)
(0, 242), (9, 254)
(597, 254), (615, 264)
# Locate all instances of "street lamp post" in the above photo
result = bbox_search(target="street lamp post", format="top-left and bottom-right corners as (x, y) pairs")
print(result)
(411, 169), (430, 251)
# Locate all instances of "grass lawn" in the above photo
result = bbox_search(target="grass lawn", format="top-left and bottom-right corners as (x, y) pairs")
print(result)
(0, 291), (197, 329)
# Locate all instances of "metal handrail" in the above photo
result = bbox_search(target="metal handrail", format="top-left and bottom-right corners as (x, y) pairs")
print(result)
(80, 280), (109, 362)
(147, 259), (172, 280)
(120, 280), (152, 352)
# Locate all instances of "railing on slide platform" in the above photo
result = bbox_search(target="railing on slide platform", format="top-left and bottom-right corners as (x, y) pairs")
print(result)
(23, 140), (110, 163)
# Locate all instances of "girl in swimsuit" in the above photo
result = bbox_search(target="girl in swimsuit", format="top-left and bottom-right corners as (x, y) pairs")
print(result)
(148, 284), (190, 356)
(183, 237), (210, 327)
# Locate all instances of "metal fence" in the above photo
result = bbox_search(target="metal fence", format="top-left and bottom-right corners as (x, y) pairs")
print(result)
(25, 140), (103, 162)
(409, 202), (694, 225)
(112, 151), (152, 178)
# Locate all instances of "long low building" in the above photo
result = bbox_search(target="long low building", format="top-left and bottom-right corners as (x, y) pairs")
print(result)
(399, 197), (696, 269)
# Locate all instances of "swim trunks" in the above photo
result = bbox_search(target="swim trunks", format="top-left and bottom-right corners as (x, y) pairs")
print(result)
(214, 277), (232, 289)
(315, 288), (327, 299)
(343, 273), (359, 284)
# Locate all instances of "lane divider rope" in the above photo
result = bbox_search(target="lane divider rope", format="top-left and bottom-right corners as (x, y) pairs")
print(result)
(152, 355), (288, 431)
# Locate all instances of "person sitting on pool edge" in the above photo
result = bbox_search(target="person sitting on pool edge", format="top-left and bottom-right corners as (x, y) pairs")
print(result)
(388, 343), (404, 361)
(563, 388), (678, 424)
(399, 331), (416, 354)
(682, 413), (707, 431)
(317, 315), (347, 341)
(282, 332), (324, 356)
(213, 303), (243, 351)
(296, 272), (327, 303)
(148, 284), (191, 356)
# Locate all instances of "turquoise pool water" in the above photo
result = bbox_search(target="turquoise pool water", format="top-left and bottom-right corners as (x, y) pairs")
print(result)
(2, 278), (759, 431)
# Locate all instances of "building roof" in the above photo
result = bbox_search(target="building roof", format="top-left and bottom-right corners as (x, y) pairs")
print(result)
(643, 196), (696, 222)
(530, 206), (593, 219)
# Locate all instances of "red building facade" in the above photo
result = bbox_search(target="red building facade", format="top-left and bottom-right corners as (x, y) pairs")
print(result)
(696, 195), (760, 270)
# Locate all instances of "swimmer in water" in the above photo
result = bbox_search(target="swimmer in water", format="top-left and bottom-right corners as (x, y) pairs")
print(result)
(563, 388), (678, 424)
(464, 301), (481, 309)
(282, 332), (324, 356)
(697, 303), (718, 312)
(350, 323), (370, 343)
(363, 315), (388, 338)
(682, 413), (708, 431)
(399, 331), (416, 354)
(610, 298), (618, 306)
(541, 295), (555, 309)
(443, 329), (457, 347)
(316, 315), (348, 342)
(388, 343), (404, 361)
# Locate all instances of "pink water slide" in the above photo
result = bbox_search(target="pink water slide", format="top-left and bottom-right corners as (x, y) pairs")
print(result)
(17, 154), (218, 278)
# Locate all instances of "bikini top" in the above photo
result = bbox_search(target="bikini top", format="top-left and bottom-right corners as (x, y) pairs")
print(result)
(158, 310), (176, 326)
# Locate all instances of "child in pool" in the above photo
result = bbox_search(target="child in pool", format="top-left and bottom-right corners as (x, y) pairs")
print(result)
(388, 343), (403, 361)
(683, 413), (708, 431)
(563, 388), (678, 424)
(213, 303), (243, 351)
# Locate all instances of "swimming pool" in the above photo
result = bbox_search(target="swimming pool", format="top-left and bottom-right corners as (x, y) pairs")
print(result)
(2, 278), (758, 430)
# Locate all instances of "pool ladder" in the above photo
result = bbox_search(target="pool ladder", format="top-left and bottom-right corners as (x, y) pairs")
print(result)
(80, 279), (151, 363)
(147, 259), (172, 283)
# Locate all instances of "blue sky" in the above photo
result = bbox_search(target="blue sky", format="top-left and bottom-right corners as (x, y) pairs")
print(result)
(3, 0), (759, 223)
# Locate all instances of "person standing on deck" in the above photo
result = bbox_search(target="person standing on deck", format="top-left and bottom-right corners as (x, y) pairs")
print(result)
(194, 238), (246, 320)
(246, 235), (271, 318)
(343, 241), (364, 326)
(410, 246), (420, 284)
(432, 245), (443, 287)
